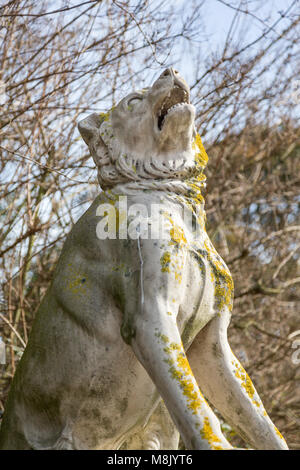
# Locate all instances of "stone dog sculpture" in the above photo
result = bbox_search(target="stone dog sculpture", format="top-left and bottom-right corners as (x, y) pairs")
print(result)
(0, 68), (288, 450)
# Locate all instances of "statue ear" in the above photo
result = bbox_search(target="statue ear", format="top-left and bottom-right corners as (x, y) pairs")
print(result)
(78, 113), (103, 146)
(78, 113), (110, 168)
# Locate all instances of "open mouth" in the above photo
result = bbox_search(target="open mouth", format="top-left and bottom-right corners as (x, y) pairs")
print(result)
(157, 85), (190, 131)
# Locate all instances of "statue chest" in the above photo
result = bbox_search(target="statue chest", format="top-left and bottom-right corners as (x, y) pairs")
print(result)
(176, 235), (234, 347)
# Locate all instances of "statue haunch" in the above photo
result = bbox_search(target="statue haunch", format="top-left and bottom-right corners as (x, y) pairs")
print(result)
(0, 68), (288, 450)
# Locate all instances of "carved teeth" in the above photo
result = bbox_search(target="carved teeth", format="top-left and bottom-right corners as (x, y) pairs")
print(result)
(157, 85), (189, 130)
(158, 101), (189, 130)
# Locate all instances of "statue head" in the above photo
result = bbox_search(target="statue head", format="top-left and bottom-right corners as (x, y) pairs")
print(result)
(78, 68), (207, 189)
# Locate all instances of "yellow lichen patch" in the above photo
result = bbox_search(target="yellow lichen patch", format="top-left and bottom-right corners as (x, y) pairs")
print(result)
(68, 277), (87, 294)
(176, 352), (193, 374)
(200, 417), (222, 450)
(274, 426), (285, 440)
(181, 379), (203, 413)
(182, 133), (209, 209)
(203, 239), (234, 312)
(186, 181), (205, 204)
(170, 226), (187, 246)
(214, 283), (233, 312)
(160, 251), (171, 273)
(163, 342), (181, 354)
(233, 361), (261, 407)
(160, 337), (226, 449)
(160, 218), (185, 282)
(167, 363), (204, 414)
(158, 333), (169, 344)
(174, 266), (183, 284)
(159, 336), (206, 415)
(99, 106), (115, 123)
(66, 263), (88, 295)
(193, 133), (209, 169)
(243, 373), (256, 400)
(99, 111), (110, 122)
(163, 212), (187, 248)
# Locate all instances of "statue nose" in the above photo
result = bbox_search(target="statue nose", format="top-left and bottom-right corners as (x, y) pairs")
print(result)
(160, 67), (190, 95)
(161, 67), (179, 79)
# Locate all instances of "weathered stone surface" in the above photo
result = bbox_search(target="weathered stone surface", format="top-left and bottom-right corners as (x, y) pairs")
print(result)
(0, 69), (288, 450)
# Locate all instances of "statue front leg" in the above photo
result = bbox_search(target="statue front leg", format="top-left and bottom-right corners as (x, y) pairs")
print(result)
(119, 238), (233, 450)
(129, 301), (233, 450)
(188, 308), (288, 450)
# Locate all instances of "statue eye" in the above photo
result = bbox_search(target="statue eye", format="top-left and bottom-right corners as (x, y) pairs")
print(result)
(127, 96), (143, 110)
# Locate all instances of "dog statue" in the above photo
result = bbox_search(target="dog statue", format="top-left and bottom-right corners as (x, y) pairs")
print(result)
(0, 68), (288, 450)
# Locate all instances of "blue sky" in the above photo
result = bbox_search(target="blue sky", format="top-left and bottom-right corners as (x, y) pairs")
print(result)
(176, 0), (297, 83)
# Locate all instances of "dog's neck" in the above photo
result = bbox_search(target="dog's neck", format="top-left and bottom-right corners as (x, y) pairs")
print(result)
(97, 118), (208, 196)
